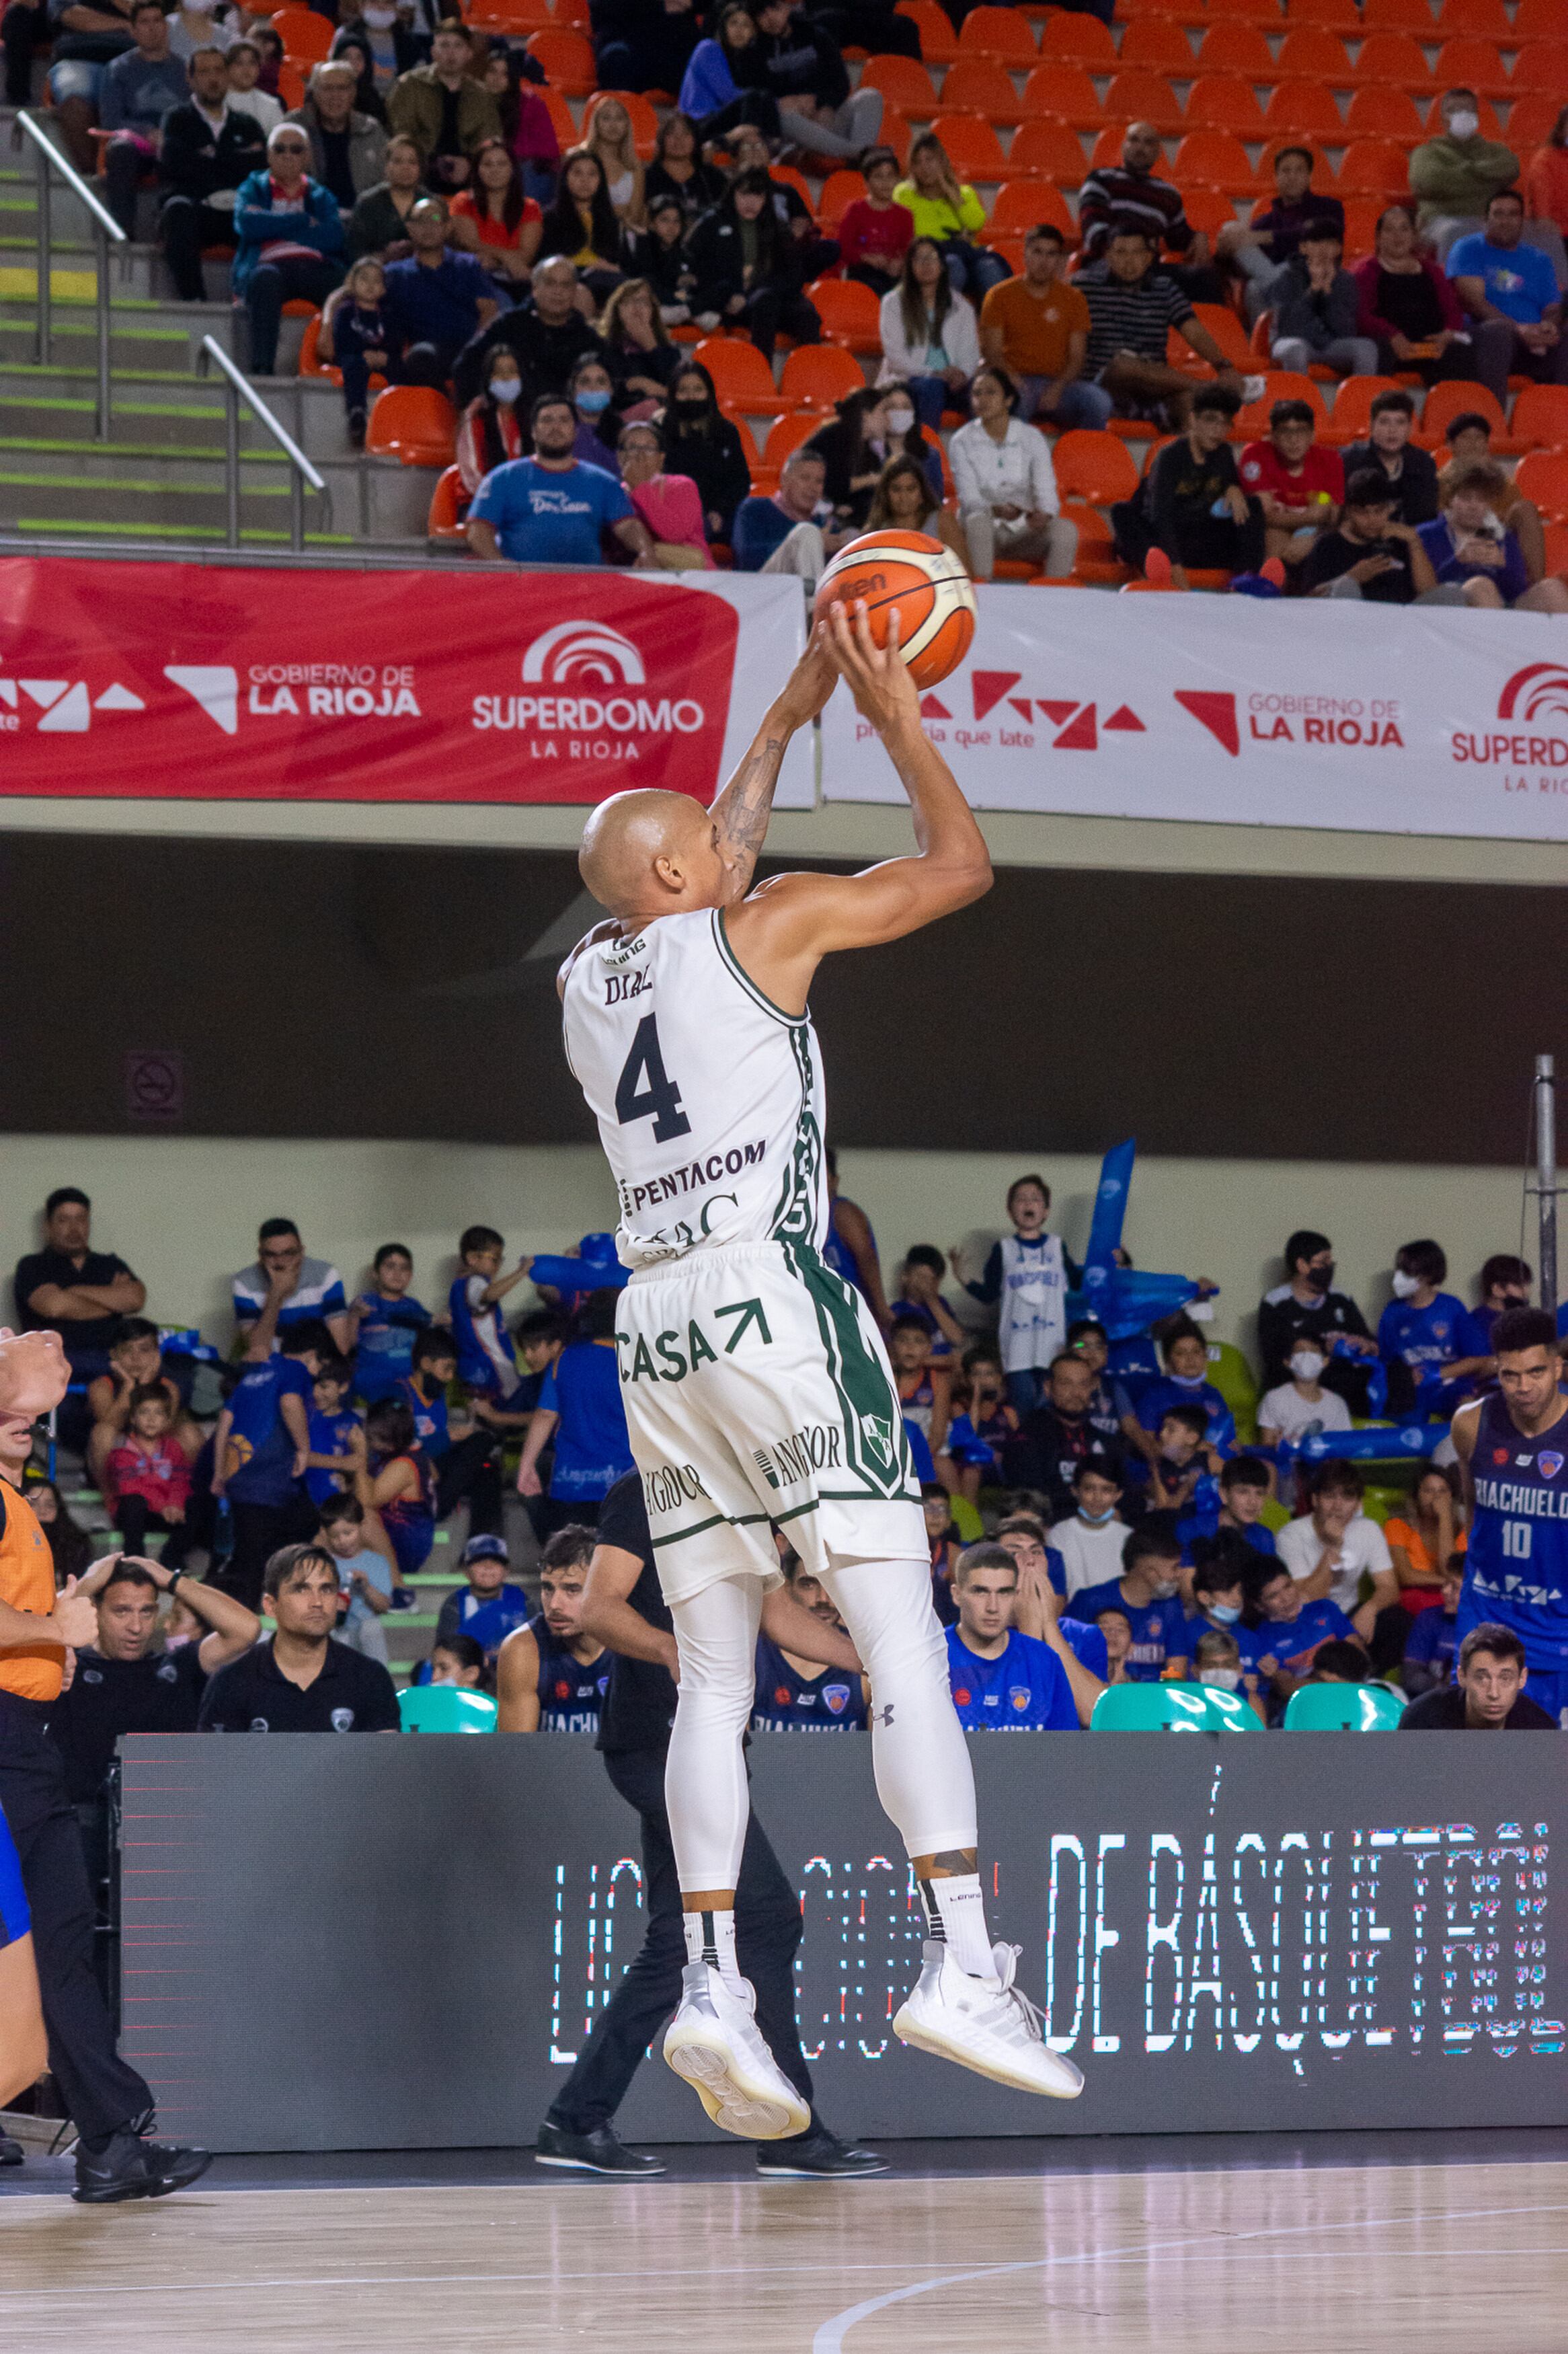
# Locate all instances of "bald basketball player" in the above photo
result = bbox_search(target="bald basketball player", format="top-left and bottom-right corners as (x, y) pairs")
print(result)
(559, 607), (1083, 2139)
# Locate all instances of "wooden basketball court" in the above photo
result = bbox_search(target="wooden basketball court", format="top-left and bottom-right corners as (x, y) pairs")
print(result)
(2, 2152), (1565, 2351)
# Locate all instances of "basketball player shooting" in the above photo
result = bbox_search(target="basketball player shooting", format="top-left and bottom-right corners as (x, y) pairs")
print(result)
(559, 603), (1083, 2138)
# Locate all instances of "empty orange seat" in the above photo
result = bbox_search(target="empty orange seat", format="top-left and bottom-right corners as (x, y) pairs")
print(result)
(1087, 122), (1130, 172)
(1429, 36), (1511, 93)
(1179, 185), (1239, 239)
(1189, 301), (1254, 369)
(1194, 21), (1274, 73)
(427, 464), (467, 541)
(1362, 0), (1436, 26)
(1504, 93), (1564, 151)
(1420, 378), (1510, 448)
(779, 343), (865, 410)
(957, 4), (1038, 59)
(1102, 70), (1186, 132)
(1206, 0), (1284, 24)
(1516, 0), (1568, 37)
(1513, 38), (1568, 87)
(1263, 82), (1345, 139)
(939, 58), (1027, 121)
(1437, 0), (1511, 35)
(366, 385), (457, 467)
(1511, 385), (1568, 451)
(928, 114), (1009, 176)
(987, 177), (1075, 237)
(1544, 518), (1568, 572)
(1319, 374), (1406, 443)
(803, 275), (882, 352)
(1339, 196), (1382, 260)
(524, 27), (596, 92)
(1349, 32), (1432, 84)
(1119, 19), (1196, 70)
(817, 168), (866, 229)
(692, 336), (790, 414)
(1021, 63), (1105, 128)
(1007, 117), (1087, 180)
(1170, 130), (1257, 193)
(1037, 10), (1118, 64)
(272, 6), (332, 59)
(1290, 0), (1360, 24)
(1344, 86), (1427, 143)
(861, 54), (939, 112)
(1234, 373), (1330, 436)
(1335, 140), (1409, 197)
(1052, 429), (1140, 503)
(1185, 77), (1266, 135)
(1276, 25), (1352, 77)
(757, 410), (820, 480)
(1515, 451), (1568, 519)
(894, 0), (959, 61)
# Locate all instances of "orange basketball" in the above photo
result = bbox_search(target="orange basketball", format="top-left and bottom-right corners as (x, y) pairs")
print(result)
(813, 529), (977, 690)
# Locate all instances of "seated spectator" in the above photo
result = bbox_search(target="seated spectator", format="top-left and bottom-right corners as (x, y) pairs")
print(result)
(1218, 145), (1345, 323)
(1239, 399), (1343, 570)
(894, 133), (1005, 300)
(592, 0), (700, 104)
(686, 167), (822, 360)
(923, 1482), (962, 1616)
(583, 93), (644, 227)
(225, 39), (280, 137)
(356, 1394), (434, 1577)
(453, 253), (604, 410)
(1448, 188), (1568, 404)
(839, 145), (912, 298)
(1094, 1607), (1134, 1683)
(1239, 1560), (1362, 1712)
(344, 1242), (430, 1406)
(331, 0), (420, 116)
(598, 276), (679, 420)
(1275, 1459), (1397, 1643)
(1006, 1353), (1122, 1520)
(1385, 1464), (1466, 1619)
(1074, 1521), (1191, 1684)
(1298, 467), (1461, 603)
(1411, 88), (1557, 272)
(1440, 410), (1547, 584)
(482, 42), (557, 211)
(1303, 1638), (1368, 1684)
(382, 194), (498, 385)
(890, 1243), (966, 1356)
(1082, 227), (1243, 430)
(198, 1541), (401, 1731)
(448, 138), (541, 293)
(1398, 1620), (1557, 1728)
(657, 358), (752, 547)
(318, 1490), (401, 1665)
(876, 236), (980, 432)
(345, 132), (426, 261)
(1458, 1251), (1534, 1365)
(387, 20), (499, 195)
(1137, 1317), (1236, 1461)
(1398, 1549), (1464, 1696)
(617, 418), (711, 570)
(1078, 121), (1219, 302)
(1187, 1536), (1255, 1655)
(1264, 219), (1376, 380)
(561, 350), (623, 472)
(736, 0), (881, 166)
(467, 391), (652, 564)
(285, 59), (386, 218)
(232, 1217), (350, 1353)
(1050, 1461), (1128, 1601)
(305, 1355), (362, 1507)
(52, 1555), (258, 1805)
(888, 1315), (951, 1455)
(14, 1186), (145, 1451)
(1257, 1227), (1379, 1406)
(1524, 103), (1568, 259)
(643, 111), (726, 227)
(516, 1291), (635, 1536)
(1378, 1240), (1477, 1418)
(722, 120), (840, 283)
(158, 42), (267, 301)
(732, 445), (847, 582)
(401, 1324), (506, 1537)
(1345, 392), (1445, 535)
(950, 364), (1075, 582)
(1352, 204), (1479, 387)
(1064, 1318), (1146, 1462)
(629, 193), (696, 329)
(678, 5), (781, 147)
(436, 1531), (532, 1655)
(86, 1316), (198, 1488)
(498, 1525), (613, 1733)
(106, 1385), (194, 1567)
(164, 0), (235, 67)
(978, 223), (1110, 432)
(455, 341), (525, 494)
(937, 1344), (1019, 1503)
(1110, 383), (1263, 584)
(212, 1309), (325, 1611)
(1257, 1334), (1356, 1449)
(1191, 1624), (1259, 1713)
(945, 1543), (1090, 1729)
(234, 124), (346, 376)
(42, 0), (136, 174)
(806, 385), (939, 530)
(427, 1632), (492, 1690)
(99, 0), (187, 237)
(1189, 1456), (1277, 1555)
(1144, 1404), (1211, 1519)
(537, 147), (629, 309)
(319, 256), (391, 445)
(1420, 459), (1568, 611)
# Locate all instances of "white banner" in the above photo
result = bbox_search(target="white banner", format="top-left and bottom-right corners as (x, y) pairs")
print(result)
(819, 587), (1568, 839)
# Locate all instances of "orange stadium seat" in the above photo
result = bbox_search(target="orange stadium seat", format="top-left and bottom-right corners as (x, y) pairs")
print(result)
(817, 169), (865, 229)
(1345, 87), (1429, 144)
(535, 85), (578, 150)
(693, 336), (791, 415)
(1189, 301), (1255, 369)
(1290, 0), (1361, 26)
(939, 59), (1027, 121)
(1510, 386), (1568, 451)
(1318, 375), (1403, 443)
(426, 465), (467, 541)
(1021, 64), (1106, 128)
(1429, 36), (1512, 94)
(1512, 38), (1568, 89)
(272, 7), (332, 59)
(1193, 22), (1275, 74)
(1516, 451), (1568, 520)
(1276, 26), (1353, 78)
(1184, 77), (1267, 135)
(1262, 82), (1346, 139)
(895, 0), (959, 63)
(1171, 130), (1257, 193)
(803, 276), (883, 352)
(1421, 378), (1514, 449)
(1038, 11), (1118, 65)
(1051, 428), (1140, 505)
(1504, 93), (1565, 150)
(779, 343), (865, 411)
(366, 386), (457, 466)
(860, 54), (940, 113)
(1101, 71), (1186, 133)
(1339, 197), (1382, 260)
(1008, 118), (1088, 180)
(1119, 19), (1196, 71)
(929, 114), (1009, 176)
(957, 5), (1039, 59)
(1544, 519), (1568, 571)
(1516, 0), (1568, 37)
(524, 28), (595, 91)
(1179, 186), (1239, 239)
(1438, 0), (1512, 36)
(769, 161), (816, 211)
(1362, 0), (1438, 27)
(988, 177), (1076, 236)
(1087, 123), (1130, 170)
(754, 411), (819, 488)
(1234, 373), (1330, 435)
(1350, 32), (1433, 85)
(1205, 0), (1284, 25)
(1335, 141), (1409, 198)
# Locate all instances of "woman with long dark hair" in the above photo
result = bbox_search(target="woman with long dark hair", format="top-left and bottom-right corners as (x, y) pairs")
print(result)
(877, 233), (980, 430)
(449, 137), (541, 291)
(598, 276), (678, 414)
(677, 5), (781, 146)
(1351, 204), (1481, 385)
(456, 341), (527, 498)
(483, 42), (559, 208)
(804, 384), (939, 527)
(684, 165), (821, 358)
(865, 451), (970, 568)
(656, 358), (753, 544)
(537, 147), (627, 304)
(24, 1476), (92, 1586)
(644, 110), (726, 223)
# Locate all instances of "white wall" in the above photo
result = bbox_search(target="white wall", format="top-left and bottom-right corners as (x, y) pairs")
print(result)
(0, 1135), (1532, 1365)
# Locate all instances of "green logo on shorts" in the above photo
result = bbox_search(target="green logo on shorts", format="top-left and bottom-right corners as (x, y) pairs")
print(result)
(860, 1412), (894, 1470)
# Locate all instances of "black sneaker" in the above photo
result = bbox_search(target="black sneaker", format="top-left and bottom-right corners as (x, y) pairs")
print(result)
(348, 408), (367, 450)
(0, 2133), (22, 2167)
(73, 2128), (212, 2204)
(755, 2129), (890, 2178)
(535, 2121), (666, 2178)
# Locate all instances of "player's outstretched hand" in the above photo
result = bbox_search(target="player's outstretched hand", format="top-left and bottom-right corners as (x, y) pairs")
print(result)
(0, 1328), (69, 1419)
(823, 599), (920, 733)
(771, 622), (839, 732)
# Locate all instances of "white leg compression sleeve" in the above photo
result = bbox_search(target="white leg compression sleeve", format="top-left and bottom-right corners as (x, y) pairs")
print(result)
(664, 1574), (763, 1893)
(818, 1557), (979, 1860)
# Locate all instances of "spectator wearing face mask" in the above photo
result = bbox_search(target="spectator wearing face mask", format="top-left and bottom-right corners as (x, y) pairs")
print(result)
(456, 340), (526, 496)
(1048, 1461), (1128, 1601)
(1411, 88), (1565, 280)
(804, 384), (939, 531)
(1256, 1228), (1378, 1407)
(1378, 1240), (1475, 1418)
(563, 351), (623, 473)
(1456, 1253), (1534, 1373)
(656, 359), (752, 547)
(1257, 1338), (1356, 1451)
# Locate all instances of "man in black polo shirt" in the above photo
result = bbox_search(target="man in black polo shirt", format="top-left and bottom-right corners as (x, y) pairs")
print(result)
(14, 1188), (146, 1452)
(535, 1473), (887, 2181)
(1399, 1623), (1558, 1730)
(198, 1543), (400, 1733)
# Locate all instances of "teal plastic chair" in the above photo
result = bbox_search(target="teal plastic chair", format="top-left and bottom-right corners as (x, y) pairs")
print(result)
(1282, 1681), (1403, 1731)
(1193, 1684), (1260, 1732)
(1090, 1683), (1216, 1732)
(398, 1685), (498, 1733)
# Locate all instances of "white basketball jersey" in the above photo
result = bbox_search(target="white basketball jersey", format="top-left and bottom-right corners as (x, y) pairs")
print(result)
(561, 907), (829, 1268)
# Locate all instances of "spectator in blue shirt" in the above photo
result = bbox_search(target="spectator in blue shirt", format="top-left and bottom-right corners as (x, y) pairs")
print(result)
(517, 1291), (634, 1535)
(401, 1324), (507, 1540)
(232, 1217), (351, 1355)
(890, 1245), (966, 1358)
(467, 391), (653, 564)
(1074, 1521), (1193, 1683)
(1447, 188), (1568, 401)
(447, 1223), (529, 1403)
(732, 446), (851, 581)
(435, 1532), (533, 1659)
(98, 0), (186, 233)
(943, 1544), (1093, 1730)
(212, 1289), (325, 1610)
(1182, 1455), (1277, 1556)
(233, 122), (346, 373)
(346, 1243), (431, 1405)
(303, 1356), (362, 1508)
(383, 194), (498, 383)
(1239, 1560), (1362, 1716)
(1417, 460), (1568, 611)
(1136, 1317), (1236, 1466)
(1378, 1238), (1475, 1418)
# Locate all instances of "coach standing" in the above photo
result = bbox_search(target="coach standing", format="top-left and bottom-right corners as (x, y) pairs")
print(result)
(0, 1327), (210, 2203)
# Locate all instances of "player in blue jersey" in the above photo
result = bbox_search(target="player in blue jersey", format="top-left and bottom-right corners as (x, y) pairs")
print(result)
(1379, 1240), (1474, 1419)
(346, 1244), (431, 1405)
(496, 1525), (610, 1732)
(1452, 1305), (1568, 1724)
(752, 1553), (869, 1731)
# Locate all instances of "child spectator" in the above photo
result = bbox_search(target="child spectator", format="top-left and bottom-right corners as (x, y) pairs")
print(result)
(428, 1632), (493, 1691)
(949, 1172), (1081, 1413)
(1338, 387), (1440, 528)
(1191, 1624), (1250, 1698)
(345, 1242), (430, 1405)
(839, 147), (912, 297)
(1378, 1239), (1475, 1416)
(1239, 1560), (1362, 1712)
(1304, 1640), (1368, 1684)
(212, 1309), (325, 1611)
(1384, 1464), (1466, 1616)
(318, 1490), (401, 1665)
(1263, 219), (1376, 379)
(949, 365), (1074, 583)
(1048, 1461), (1128, 1602)
(87, 1316), (199, 1489)
(1274, 1459), (1398, 1642)
(1095, 1607), (1134, 1684)
(923, 1483), (961, 1622)
(944, 1544), (1089, 1730)
(891, 1245), (966, 1357)
(1237, 397), (1344, 572)
(435, 1531), (532, 1656)
(1255, 1227), (1380, 1398)
(894, 134), (1007, 301)
(401, 1324), (506, 1538)
(305, 1356), (363, 1507)
(1257, 1335), (1356, 1449)
(1417, 461), (1568, 612)
(1073, 1521), (1192, 1683)
(1146, 1404), (1211, 1517)
(516, 1290), (634, 1535)
(319, 256), (392, 445)
(1183, 1455), (1277, 1555)
(1110, 382), (1264, 584)
(1399, 1550), (1465, 1696)
(888, 1316), (951, 1455)
(1137, 1317), (1236, 1461)
(356, 1394), (435, 1577)
(937, 1344), (1019, 1502)
(448, 1223), (531, 1405)
(1439, 412), (1548, 584)
(106, 1386), (194, 1570)
(629, 194), (695, 328)
(1299, 468), (1455, 603)
(23, 1476), (93, 1585)
(1188, 1536), (1253, 1640)
(876, 237), (980, 431)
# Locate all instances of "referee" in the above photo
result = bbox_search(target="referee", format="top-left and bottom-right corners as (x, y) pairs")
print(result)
(534, 1471), (887, 2180)
(0, 1328), (210, 2202)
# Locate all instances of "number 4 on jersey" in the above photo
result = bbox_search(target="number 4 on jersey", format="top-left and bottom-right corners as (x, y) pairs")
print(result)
(615, 1014), (691, 1143)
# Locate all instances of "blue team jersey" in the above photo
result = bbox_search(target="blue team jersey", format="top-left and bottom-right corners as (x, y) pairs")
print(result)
(1072, 1578), (1192, 1681)
(942, 1407), (1015, 1472)
(447, 1582), (533, 1655)
(890, 1291), (956, 1357)
(542, 1342), (633, 1501)
(532, 1614), (610, 1732)
(399, 1372), (450, 1459)
(448, 1273), (519, 1400)
(1237, 1596), (1355, 1679)
(1403, 1604), (1458, 1675)
(1460, 1392), (1568, 1668)
(751, 1632), (867, 1731)
(353, 1291), (430, 1402)
(1058, 1615), (1109, 1680)
(945, 1625), (1079, 1729)
(305, 1404), (360, 1506)
(1378, 1293), (1469, 1396)
(822, 1198), (876, 1301)
(903, 1416), (936, 1484)
(1179, 1507), (1276, 1557)
(1137, 1376), (1237, 1454)
(223, 1354), (312, 1505)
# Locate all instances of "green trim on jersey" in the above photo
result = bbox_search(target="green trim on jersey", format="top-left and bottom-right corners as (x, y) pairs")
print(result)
(781, 1238), (916, 1501)
(650, 1508), (773, 1551)
(713, 907), (798, 1026)
(771, 1020), (824, 1247)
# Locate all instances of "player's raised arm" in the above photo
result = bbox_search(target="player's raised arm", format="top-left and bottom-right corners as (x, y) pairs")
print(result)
(706, 629), (837, 904)
(725, 603), (992, 1008)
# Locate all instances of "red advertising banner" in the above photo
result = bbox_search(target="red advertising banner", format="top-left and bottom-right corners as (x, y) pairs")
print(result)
(0, 557), (806, 806)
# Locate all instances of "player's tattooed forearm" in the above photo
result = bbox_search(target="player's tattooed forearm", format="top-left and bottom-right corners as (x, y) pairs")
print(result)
(715, 736), (787, 867)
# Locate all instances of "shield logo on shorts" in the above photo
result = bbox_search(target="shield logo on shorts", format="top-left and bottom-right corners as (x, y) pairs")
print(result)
(861, 1412), (894, 1468)
(822, 1683), (851, 1714)
(1542, 1453), (1564, 1479)
(330, 1708), (355, 1731)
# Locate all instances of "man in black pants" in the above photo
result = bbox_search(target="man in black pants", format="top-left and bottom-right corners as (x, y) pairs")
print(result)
(535, 1472), (887, 2180)
(0, 1328), (209, 2202)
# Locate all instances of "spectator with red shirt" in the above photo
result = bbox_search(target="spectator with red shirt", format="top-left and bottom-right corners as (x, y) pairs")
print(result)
(107, 1386), (194, 1570)
(448, 138), (542, 293)
(837, 147), (912, 297)
(455, 342), (525, 496)
(1238, 397), (1344, 571)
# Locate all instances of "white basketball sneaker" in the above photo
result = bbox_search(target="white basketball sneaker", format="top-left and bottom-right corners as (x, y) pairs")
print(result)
(662, 1962), (813, 2141)
(893, 1940), (1084, 2100)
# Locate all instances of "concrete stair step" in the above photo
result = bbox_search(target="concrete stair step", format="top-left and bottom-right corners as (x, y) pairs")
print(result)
(1, 295), (237, 372)
(0, 436), (292, 484)
(0, 388), (282, 451)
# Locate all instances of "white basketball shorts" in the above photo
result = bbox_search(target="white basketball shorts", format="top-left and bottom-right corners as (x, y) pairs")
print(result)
(617, 1238), (925, 1605)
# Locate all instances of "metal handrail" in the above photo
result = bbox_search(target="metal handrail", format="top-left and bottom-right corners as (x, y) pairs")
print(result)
(17, 108), (125, 440)
(198, 334), (327, 552)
